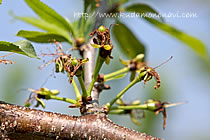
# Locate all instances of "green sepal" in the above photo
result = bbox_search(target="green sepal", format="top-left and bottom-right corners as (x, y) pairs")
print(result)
(35, 98), (46, 109)
(81, 58), (89, 63)
(119, 58), (129, 66)
(49, 89), (60, 95)
(131, 100), (141, 105)
(91, 44), (101, 48)
(24, 102), (31, 107)
(55, 58), (64, 73)
(105, 56), (111, 65)
(130, 71), (136, 81)
(133, 54), (144, 62)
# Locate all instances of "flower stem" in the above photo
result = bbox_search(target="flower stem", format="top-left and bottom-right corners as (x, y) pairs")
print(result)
(72, 78), (81, 100)
(106, 78), (139, 109)
(110, 104), (148, 111)
(104, 67), (129, 81)
(106, 71), (147, 110)
(108, 109), (126, 114)
(77, 75), (88, 98)
(47, 95), (77, 104)
(87, 53), (105, 96)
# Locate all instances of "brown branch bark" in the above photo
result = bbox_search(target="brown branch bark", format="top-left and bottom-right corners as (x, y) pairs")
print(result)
(0, 102), (161, 140)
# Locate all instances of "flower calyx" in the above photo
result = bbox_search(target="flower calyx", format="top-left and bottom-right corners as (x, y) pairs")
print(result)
(138, 66), (160, 89)
(24, 88), (60, 109)
(120, 54), (146, 81)
(54, 54), (89, 83)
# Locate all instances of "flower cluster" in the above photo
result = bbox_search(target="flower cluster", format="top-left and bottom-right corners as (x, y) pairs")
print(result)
(39, 42), (88, 83)
(55, 55), (88, 83)
(90, 25), (113, 64)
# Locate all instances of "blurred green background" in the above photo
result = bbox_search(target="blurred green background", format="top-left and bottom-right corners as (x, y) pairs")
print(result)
(0, 0), (209, 139)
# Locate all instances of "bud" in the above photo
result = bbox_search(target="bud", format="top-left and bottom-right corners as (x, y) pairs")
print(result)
(131, 100), (141, 105)
(71, 59), (78, 66)
(134, 54), (144, 62)
(50, 89), (60, 95)
(98, 25), (106, 32)
(35, 97), (46, 109)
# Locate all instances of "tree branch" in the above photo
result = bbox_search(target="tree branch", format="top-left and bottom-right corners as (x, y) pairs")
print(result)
(83, 0), (112, 109)
(83, 41), (100, 110)
(0, 103), (161, 140)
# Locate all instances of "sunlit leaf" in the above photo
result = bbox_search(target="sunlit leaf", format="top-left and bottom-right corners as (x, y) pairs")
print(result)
(84, 16), (95, 41)
(17, 30), (69, 43)
(14, 16), (61, 32)
(84, 0), (99, 12)
(145, 18), (207, 59)
(0, 40), (39, 59)
(118, 0), (129, 5)
(125, 5), (207, 59)
(84, 0), (91, 12)
(12, 16), (72, 43)
(113, 20), (145, 59)
(125, 4), (164, 22)
(24, 0), (74, 36)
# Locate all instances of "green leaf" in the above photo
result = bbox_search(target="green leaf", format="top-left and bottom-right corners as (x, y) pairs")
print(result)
(0, 0), (2, 5)
(84, 0), (98, 12)
(125, 4), (164, 22)
(13, 17), (72, 44)
(17, 30), (69, 43)
(24, 0), (74, 37)
(125, 4), (207, 59)
(145, 18), (207, 59)
(84, 0), (91, 12)
(113, 20), (145, 59)
(0, 40), (39, 59)
(14, 16), (63, 32)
